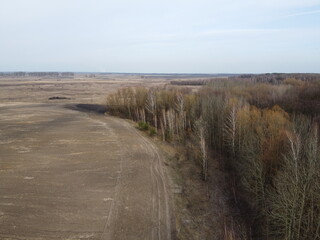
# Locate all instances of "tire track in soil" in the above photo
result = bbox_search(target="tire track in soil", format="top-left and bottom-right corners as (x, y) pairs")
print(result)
(119, 118), (172, 240)
(0, 105), (172, 240)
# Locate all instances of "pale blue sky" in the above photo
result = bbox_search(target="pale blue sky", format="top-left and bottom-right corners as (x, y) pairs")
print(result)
(0, 0), (320, 73)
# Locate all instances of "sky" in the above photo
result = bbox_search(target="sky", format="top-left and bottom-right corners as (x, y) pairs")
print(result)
(0, 0), (320, 73)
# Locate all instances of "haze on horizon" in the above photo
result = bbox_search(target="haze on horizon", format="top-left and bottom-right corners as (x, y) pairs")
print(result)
(0, 0), (320, 74)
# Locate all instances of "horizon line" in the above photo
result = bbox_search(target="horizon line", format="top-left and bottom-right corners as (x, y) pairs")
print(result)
(0, 71), (319, 75)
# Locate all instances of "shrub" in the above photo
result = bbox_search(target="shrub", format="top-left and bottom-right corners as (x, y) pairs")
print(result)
(149, 127), (157, 136)
(138, 121), (149, 131)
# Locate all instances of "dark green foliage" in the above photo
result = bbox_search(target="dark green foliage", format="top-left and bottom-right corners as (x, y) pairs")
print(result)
(149, 126), (157, 136)
(138, 121), (149, 131)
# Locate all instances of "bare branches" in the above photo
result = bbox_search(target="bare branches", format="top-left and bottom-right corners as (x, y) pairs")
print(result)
(196, 118), (208, 181)
(146, 89), (157, 129)
(269, 116), (320, 240)
(224, 104), (238, 157)
(106, 81), (320, 240)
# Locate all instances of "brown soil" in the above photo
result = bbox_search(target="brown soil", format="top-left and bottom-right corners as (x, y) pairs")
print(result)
(0, 75), (173, 240)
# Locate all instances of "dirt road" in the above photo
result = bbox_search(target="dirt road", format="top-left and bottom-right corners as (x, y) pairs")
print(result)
(0, 103), (172, 240)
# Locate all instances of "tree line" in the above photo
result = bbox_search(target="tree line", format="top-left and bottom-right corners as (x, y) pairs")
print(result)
(0, 72), (74, 77)
(106, 78), (320, 240)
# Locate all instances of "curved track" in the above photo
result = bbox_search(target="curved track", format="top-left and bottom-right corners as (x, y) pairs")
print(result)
(0, 103), (172, 240)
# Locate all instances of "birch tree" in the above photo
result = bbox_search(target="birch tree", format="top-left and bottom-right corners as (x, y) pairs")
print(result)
(146, 89), (158, 129)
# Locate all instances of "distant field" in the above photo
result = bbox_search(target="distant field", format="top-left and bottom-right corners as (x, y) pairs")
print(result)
(0, 73), (218, 105)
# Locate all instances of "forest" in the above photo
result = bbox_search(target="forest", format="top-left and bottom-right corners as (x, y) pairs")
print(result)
(106, 77), (320, 240)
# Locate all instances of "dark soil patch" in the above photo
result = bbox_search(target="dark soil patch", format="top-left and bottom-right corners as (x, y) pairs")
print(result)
(48, 96), (71, 100)
(65, 104), (107, 114)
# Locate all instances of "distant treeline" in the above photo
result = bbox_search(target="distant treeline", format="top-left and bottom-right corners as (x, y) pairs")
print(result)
(141, 73), (235, 79)
(170, 80), (208, 86)
(170, 74), (320, 86)
(170, 78), (228, 86)
(231, 73), (320, 84)
(0, 72), (74, 78)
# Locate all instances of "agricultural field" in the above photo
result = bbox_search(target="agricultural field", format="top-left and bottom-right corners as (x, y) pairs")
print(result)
(0, 74), (179, 240)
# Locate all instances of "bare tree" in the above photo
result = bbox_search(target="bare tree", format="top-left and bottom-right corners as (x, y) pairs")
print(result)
(224, 104), (238, 157)
(174, 92), (187, 138)
(146, 89), (157, 129)
(196, 118), (208, 181)
(268, 116), (320, 240)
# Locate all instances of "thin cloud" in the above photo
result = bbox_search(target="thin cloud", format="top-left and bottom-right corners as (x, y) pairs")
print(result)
(122, 29), (281, 44)
(283, 9), (320, 18)
(199, 29), (283, 36)
(248, 0), (320, 8)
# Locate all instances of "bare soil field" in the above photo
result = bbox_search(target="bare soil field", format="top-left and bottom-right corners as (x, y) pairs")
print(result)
(0, 75), (175, 240)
